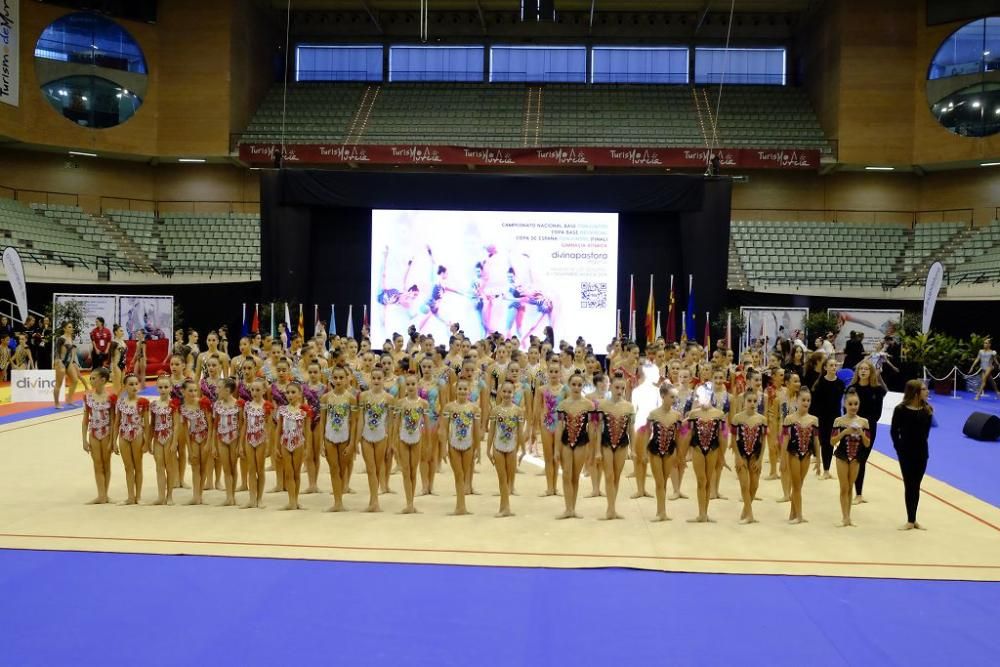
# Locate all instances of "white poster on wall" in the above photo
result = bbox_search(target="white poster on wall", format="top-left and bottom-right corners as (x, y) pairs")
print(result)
(52, 293), (118, 367)
(0, 0), (19, 107)
(740, 307), (809, 352)
(828, 308), (902, 351)
(117, 295), (173, 340)
(11, 370), (56, 402)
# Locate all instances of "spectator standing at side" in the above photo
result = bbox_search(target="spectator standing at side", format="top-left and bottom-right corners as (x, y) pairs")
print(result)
(89, 317), (112, 370)
(843, 331), (865, 371)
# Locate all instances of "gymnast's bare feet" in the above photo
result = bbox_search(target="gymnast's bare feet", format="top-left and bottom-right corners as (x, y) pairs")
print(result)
(652, 512), (671, 522)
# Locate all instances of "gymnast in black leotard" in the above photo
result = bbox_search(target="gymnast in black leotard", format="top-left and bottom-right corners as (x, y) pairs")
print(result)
(781, 387), (819, 524)
(554, 372), (593, 519)
(639, 382), (683, 522)
(682, 388), (726, 523)
(733, 388), (768, 524)
(594, 373), (635, 520)
(831, 389), (871, 527)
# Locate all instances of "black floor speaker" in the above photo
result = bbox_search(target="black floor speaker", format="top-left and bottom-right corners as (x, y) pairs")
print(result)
(962, 412), (1000, 441)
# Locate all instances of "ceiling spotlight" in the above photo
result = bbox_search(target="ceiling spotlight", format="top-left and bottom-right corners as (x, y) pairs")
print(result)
(178, 158), (206, 163)
(69, 151), (97, 157)
(981, 162), (1000, 167)
(865, 166), (895, 171)
(972, 100), (981, 108)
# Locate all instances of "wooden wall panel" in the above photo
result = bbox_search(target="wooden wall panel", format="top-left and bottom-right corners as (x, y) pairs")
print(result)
(0, 149), (155, 202)
(0, 149), (258, 211)
(0, 3), (159, 155)
(156, 0), (235, 157)
(910, 5), (1000, 165)
(230, 0), (276, 138)
(798, 1), (841, 144)
(835, 0), (917, 165)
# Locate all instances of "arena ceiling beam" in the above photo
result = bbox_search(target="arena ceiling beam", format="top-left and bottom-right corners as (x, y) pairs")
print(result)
(358, 0), (383, 33)
(475, 0), (488, 34)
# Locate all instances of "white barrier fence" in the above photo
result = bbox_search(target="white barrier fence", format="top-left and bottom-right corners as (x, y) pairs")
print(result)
(921, 366), (1000, 399)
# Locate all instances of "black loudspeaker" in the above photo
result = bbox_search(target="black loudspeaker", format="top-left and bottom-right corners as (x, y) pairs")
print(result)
(962, 412), (1000, 441)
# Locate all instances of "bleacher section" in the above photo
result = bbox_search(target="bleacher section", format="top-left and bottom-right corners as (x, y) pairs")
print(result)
(239, 83), (831, 153)
(0, 199), (131, 271)
(239, 83), (365, 144)
(0, 198), (260, 279)
(362, 83), (524, 146)
(702, 87), (829, 153)
(5, 195), (998, 288)
(156, 213), (260, 275)
(900, 221), (965, 276)
(947, 220), (1000, 284)
(108, 210), (160, 259)
(730, 220), (909, 288)
(730, 220), (1000, 290)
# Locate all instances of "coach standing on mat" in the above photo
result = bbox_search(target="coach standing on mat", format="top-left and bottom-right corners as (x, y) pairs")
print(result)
(90, 317), (112, 370)
(890, 380), (932, 531)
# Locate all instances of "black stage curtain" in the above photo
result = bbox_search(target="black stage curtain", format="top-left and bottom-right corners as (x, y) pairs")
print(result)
(277, 171), (707, 212)
(261, 170), (732, 343)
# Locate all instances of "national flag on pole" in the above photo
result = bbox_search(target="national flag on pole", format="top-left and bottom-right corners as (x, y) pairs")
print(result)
(297, 304), (305, 339)
(681, 310), (687, 340)
(241, 303), (248, 337)
(644, 274), (655, 345)
(329, 305), (336, 336)
(314, 304), (320, 336)
(616, 309), (622, 339)
(685, 275), (696, 340)
(346, 305), (355, 339)
(270, 303), (275, 338)
(251, 304), (259, 335)
(363, 304), (368, 332)
(655, 310), (662, 340)
(628, 274), (636, 341)
(665, 274), (676, 343)
(284, 303), (291, 332)
(704, 311), (711, 356)
(726, 312), (732, 351)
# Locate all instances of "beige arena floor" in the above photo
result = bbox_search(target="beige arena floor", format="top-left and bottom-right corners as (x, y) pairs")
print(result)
(1, 410), (998, 581)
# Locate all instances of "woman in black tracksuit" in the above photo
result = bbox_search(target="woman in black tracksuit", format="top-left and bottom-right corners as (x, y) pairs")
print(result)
(850, 359), (887, 503)
(891, 380), (932, 530)
(810, 357), (845, 479)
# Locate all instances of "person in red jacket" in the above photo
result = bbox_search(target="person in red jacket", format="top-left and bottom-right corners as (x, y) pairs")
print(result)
(90, 317), (112, 370)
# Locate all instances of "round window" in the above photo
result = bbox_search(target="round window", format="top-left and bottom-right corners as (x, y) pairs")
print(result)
(34, 13), (148, 129)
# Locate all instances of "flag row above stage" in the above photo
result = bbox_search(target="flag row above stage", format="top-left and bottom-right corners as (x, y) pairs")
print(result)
(241, 303), (370, 342)
(628, 273), (691, 346)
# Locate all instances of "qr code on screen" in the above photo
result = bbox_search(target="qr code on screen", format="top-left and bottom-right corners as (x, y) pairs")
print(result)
(580, 282), (607, 309)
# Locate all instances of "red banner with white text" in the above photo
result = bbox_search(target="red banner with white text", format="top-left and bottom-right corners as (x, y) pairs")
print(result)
(238, 143), (821, 170)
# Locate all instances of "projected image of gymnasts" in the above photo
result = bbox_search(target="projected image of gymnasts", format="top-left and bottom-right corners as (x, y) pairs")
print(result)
(504, 256), (556, 339)
(471, 245), (506, 338)
(377, 246), (421, 332)
(419, 245), (464, 332)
